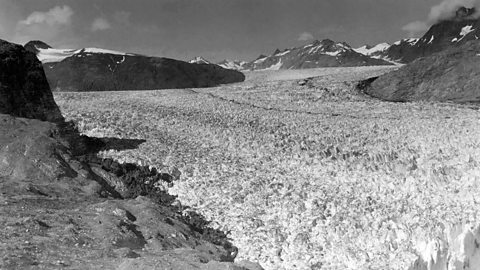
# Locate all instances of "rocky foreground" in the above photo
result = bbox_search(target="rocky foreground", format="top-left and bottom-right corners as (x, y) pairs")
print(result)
(0, 39), (261, 269)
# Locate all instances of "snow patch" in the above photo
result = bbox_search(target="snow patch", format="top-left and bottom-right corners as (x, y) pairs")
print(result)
(36, 46), (134, 63)
(218, 59), (247, 70)
(78, 48), (133, 56)
(254, 57), (268, 64)
(324, 50), (341, 56)
(188, 56), (211, 64)
(354, 43), (390, 56)
(393, 38), (419, 46)
(117, 56), (126, 64)
(275, 50), (291, 57)
(36, 47), (77, 63)
(428, 35), (434, 44)
(261, 59), (283, 70)
(460, 25), (475, 37)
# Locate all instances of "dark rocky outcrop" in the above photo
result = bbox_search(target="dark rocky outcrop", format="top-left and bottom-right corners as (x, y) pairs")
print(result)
(24, 40), (52, 54)
(0, 39), (63, 122)
(363, 40), (480, 103)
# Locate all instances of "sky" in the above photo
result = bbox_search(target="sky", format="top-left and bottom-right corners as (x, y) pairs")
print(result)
(0, 0), (475, 62)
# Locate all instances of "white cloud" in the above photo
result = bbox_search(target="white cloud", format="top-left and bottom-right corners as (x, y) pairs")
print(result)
(0, 0), (21, 39)
(113, 11), (131, 25)
(91, 18), (111, 31)
(401, 21), (429, 37)
(298, 32), (314, 41)
(19, 5), (73, 26)
(402, 0), (479, 37)
(428, 0), (477, 22)
(14, 5), (75, 44)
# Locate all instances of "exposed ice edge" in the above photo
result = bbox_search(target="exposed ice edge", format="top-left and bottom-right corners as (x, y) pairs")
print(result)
(409, 224), (480, 270)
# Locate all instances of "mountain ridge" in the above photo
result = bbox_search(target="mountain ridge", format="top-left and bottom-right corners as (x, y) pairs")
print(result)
(24, 41), (245, 91)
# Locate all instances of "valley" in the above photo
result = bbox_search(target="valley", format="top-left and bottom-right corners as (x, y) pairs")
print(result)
(54, 66), (480, 269)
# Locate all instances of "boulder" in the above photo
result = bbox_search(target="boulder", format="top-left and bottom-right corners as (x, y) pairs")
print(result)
(0, 39), (63, 122)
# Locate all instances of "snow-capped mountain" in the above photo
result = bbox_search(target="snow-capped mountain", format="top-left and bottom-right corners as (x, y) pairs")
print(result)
(188, 56), (212, 64)
(216, 59), (248, 70)
(354, 43), (391, 56)
(242, 39), (392, 70)
(24, 41), (245, 91)
(360, 7), (480, 63)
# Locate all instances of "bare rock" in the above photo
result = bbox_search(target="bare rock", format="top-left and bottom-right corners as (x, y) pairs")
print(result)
(0, 39), (63, 122)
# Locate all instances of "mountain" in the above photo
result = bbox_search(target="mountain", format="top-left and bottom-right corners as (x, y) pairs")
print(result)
(362, 39), (480, 103)
(188, 56), (212, 64)
(217, 59), (248, 70)
(242, 39), (393, 70)
(362, 7), (480, 63)
(25, 42), (245, 91)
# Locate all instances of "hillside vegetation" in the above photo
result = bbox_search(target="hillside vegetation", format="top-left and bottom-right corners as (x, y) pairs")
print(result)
(55, 66), (480, 269)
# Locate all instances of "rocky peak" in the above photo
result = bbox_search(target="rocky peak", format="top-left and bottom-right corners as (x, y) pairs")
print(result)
(24, 40), (52, 54)
(454, 6), (476, 20)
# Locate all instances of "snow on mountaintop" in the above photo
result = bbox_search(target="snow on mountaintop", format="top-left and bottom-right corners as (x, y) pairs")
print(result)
(354, 43), (391, 56)
(36, 46), (134, 63)
(217, 59), (247, 70)
(188, 56), (211, 64)
(77, 48), (134, 56)
(393, 38), (419, 46)
(36, 48), (78, 63)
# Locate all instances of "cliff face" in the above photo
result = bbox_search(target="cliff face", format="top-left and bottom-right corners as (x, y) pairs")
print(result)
(0, 39), (63, 122)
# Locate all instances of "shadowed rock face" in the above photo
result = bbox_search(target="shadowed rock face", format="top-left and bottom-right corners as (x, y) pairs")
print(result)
(364, 40), (480, 103)
(0, 39), (63, 122)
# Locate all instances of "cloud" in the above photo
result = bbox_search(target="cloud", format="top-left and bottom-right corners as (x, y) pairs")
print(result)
(14, 5), (75, 44)
(298, 32), (314, 41)
(401, 21), (429, 37)
(402, 0), (478, 37)
(113, 11), (131, 25)
(428, 0), (477, 22)
(19, 5), (73, 26)
(91, 18), (111, 31)
(0, 0), (21, 39)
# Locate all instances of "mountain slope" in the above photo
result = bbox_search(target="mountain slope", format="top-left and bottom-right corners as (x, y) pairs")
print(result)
(243, 39), (392, 70)
(25, 42), (245, 91)
(363, 39), (480, 103)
